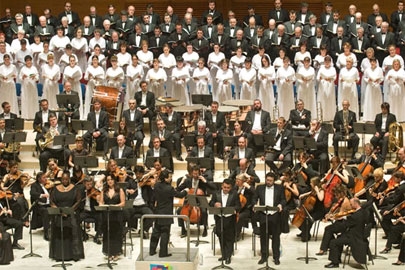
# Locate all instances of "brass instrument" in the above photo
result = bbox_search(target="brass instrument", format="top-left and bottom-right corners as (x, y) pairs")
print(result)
(389, 122), (403, 152)
(342, 110), (350, 140)
(272, 105), (279, 122)
(33, 124), (42, 133)
(0, 142), (21, 153)
(316, 101), (323, 123)
(39, 127), (56, 150)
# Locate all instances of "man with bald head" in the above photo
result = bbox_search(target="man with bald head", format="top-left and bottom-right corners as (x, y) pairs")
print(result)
(110, 134), (134, 160)
(34, 16), (55, 41)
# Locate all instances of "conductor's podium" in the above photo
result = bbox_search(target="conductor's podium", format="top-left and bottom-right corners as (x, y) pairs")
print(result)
(136, 248), (199, 270)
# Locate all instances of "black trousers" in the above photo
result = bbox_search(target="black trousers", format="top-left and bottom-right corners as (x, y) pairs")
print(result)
(320, 220), (347, 252)
(150, 223), (171, 256)
(215, 215), (236, 259)
(259, 213), (281, 260)
(127, 205), (154, 231)
(0, 217), (23, 243)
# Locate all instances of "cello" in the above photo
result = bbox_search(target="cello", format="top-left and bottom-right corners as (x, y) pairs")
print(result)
(387, 160), (405, 188)
(353, 149), (378, 194)
(180, 187), (204, 224)
(322, 160), (344, 208)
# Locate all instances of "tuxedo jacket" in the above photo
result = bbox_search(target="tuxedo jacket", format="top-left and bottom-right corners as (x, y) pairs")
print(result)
(89, 15), (103, 29)
(268, 9), (289, 24)
(244, 26), (257, 40)
(153, 181), (186, 225)
(296, 11), (314, 25)
(23, 13), (39, 28)
(229, 38), (249, 54)
(58, 11), (81, 27)
(177, 177), (216, 195)
(374, 113), (397, 134)
(224, 26), (242, 38)
(87, 110), (109, 134)
(134, 91), (155, 112)
(391, 10), (405, 32)
(209, 189), (241, 213)
(330, 36), (350, 56)
(181, 22), (198, 40)
(233, 184), (256, 210)
(33, 110), (53, 130)
(189, 146), (214, 159)
(347, 22), (370, 37)
(146, 147), (171, 158)
(162, 112), (182, 133)
(0, 112), (17, 119)
(228, 166), (259, 185)
(263, 29), (276, 41)
(8, 23), (32, 39)
(288, 35), (308, 49)
(269, 33), (290, 48)
(160, 23), (176, 34)
(320, 12), (333, 27)
(34, 25), (55, 37)
(204, 111), (226, 133)
(127, 33), (148, 51)
(148, 12), (161, 26)
(253, 184), (286, 222)
(30, 181), (49, 204)
(306, 128), (329, 155)
(127, 179), (154, 206)
(333, 110), (357, 133)
(202, 24), (217, 40)
(367, 13), (389, 27)
(110, 145), (134, 159)
(243, 14), (264, 26)
(150, 129), (172, 143)
(210, 32), (230, 51)
(372, 32), (396, 50)
(289, 109), (311, 128)
(325, 20), (346, 36)
(308, 35), (330, 51)
(40, 124), (68, 141)
(103, 13), (120, 26)
(148, 35), (168, 48)
(350, 36), (371, 52)
(229, 147), (255, 163)
(62, 25), (75, 39)
(192, 131), (213, 148)
(250, 35), (268, 49)
(122, 109), (144, 132)
(201, 10), (223, 25)
(78, 25), (95, 38)
(115, 19), (135, 34)
(141, 23), (156, 35)
(303, 23), (322, 38)
(245, 110), (271, 134)
(283, 21), (303, 36)
(268, 127), (293, 156)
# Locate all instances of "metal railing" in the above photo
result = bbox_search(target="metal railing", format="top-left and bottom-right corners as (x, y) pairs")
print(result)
(140, 214), (191, 261)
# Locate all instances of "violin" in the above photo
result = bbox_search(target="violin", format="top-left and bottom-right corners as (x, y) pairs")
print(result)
(377, 183), (399, 200)
(0, 190), (13, 200)
(87, 188), (101, 200)
(114, 168), (127, 181)
(294, 154), (314, 183)
(387, 160), (405, 188)
(330, 209), (356, 220)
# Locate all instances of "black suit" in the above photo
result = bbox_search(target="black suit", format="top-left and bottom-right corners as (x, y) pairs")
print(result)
(229, 38), (249, 55)
(333, 110), (359, 158)
(128, 33), (148, 54)
(34, 25), (55, 41)
(265, 127), (293, 175)
(229, 147), (255, 166)
(146, 147), (173, 171)
(307, 128), (330, 174)
(160, 23), (176, 35)
(83, 110), (109, 154)
(303, 23), (321, 38)
(89, 15), (103, 29)
(162, 112), (183, 157)
(372, 32), (396, 65)
(110, 145), (134, 160)
(134, 91), (155, 123)
(58, 11), (81, 28)
(201, 10), (223, 25)
(125, 179), (154, 231)
(29, 181), (50, 233)
(367, 13), (389, 27)
(268, 9), (289, 24)
(7, 23), (32, 40)
(289, 108), (311, 134)
(371, 113), (397, 159)
(78, 25), (95, 40)
(228, 165), (259, 186)
(150, 180), (187, 257)
(308, 35), (330, 58)
(115, 19), (134, 39)
(253, 183), (286, 261)
(283, 21), (303, 36)
(209, 189), (241, 260)
(391, 10), (405, 33)
(168, 31), (188, 57)
(122, 109), (145, 155)
(350, 36), (371, 63)
(245, 110), (271, 134)
(23, 13), (39, 28)
(330, 35), (350, 62)
(347, 22), (370, 38)
(325, 20), (346, 38)
(205, 111), (226, 154)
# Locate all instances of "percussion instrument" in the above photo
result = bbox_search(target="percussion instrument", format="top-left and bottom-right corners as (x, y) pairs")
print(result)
(93, 86), (124, 124)
(222, 99), (252, 121)
(173, 105), (204, 113)
(217, 106), (239, 113)
(156, 100), (184, 114)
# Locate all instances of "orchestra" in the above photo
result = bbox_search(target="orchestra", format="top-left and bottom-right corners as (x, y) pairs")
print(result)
(1, 1), (405, 268)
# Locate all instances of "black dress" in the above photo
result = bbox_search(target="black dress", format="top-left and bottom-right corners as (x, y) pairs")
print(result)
(102, 189), (123, 256)
(49, 186), (84, 261)
(0, 224), (13, 265)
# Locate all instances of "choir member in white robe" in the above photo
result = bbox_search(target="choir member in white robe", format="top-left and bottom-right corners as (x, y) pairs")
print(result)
(158, 44), (176, 97)
(49, 27), (70, 64)
(338, 56), (360, 116)
(105, 56), (125, 89)
(41, 54), (60, 109)
(294, 42), (312, 72)
(182, 43), (200, 95)
(362, 58), (383, 121)
(252, 47), (271, 96)
(172, 56), (191, 105)
(59, 45), (78, 74)
(14, 40), (32, 83)
(360, 48), (379, 111)
(192, 58), (211, 95)
(37, 41), (52, 84)
(239, 57), (257, 100)
(10, 32), (30, 54)
(117, 42), (131, 73)
(336, 43), (357, 69)
(215, 59), (234, 103)
(125, 55), (144, 110)
(84, 55), (105, 117)
(296, 57), (316, 114)
(0, 54), (18, 115)
(386, 59), (405, 121)
(257, 55), (276, 112)
(145, 59), (167, 98)
(87, 45), (106, 70)
(316, 56), (337, 121)
(70, 28), (89, 72)
(89, 30), (106, 53)
(272, 47), (287, 71)
(63, 55), (83, 119)
(19, 55), (39, 119)
(229, 47), (246, 99)
(276, 57), (296, 119)
(208, 44), (226, 100)
(382, 45), (404, 102)
(136, 41), (154, 80)
(30, 36), (43, 74)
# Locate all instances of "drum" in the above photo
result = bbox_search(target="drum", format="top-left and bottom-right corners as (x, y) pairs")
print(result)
(155, 100), (184, 114)
(93, 86), (124, 123)
(222, 100), (252, 121)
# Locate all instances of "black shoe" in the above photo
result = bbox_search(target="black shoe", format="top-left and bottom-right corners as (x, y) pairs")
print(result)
(149, 251), (156, 256)
(159, 253), (172, 258)
(301, 237), (311, 242)
(176, 155), (184, 161)
(324, 263), (339, 268)
(392, 261), (405, 265)
(253, 227), (261, 235)
(274, 258), (280, 265)
(225, 258), (231, 264)
(180, 228), (187, 238)
(393, 244), (401, 249)
(83, 233), (89, 241)
(380, 248), (391, 254)
(296, 233), (302, 237)
(218, 257), (223, 261)
(382, 235), (388, 239)
(202, 228), (207, 237)
(236, 234), (241, 241)
(258, 258), (266, 264)
(12, 243), (24, 250)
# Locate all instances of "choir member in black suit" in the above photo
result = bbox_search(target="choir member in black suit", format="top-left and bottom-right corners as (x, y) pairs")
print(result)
(254, 172), (286, 265)
(204, 101), (226, 158)
(391, 1), (405, 33)
(58, 2), (81, 28)
(209, 178), (241, 265)
(201, 1), (223, 25)
(268, 0), (289, 25)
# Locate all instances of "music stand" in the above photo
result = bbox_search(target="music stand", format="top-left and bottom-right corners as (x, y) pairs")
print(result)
(371, 202), (387, 260)
(223, 136), (235, 147)
(321, 123), (334, 134)
(5, 118), (24, 130)
(192, 94), (213, 107)
(296, 206), (317, 264)
(185, 157), (213, 170)
(304, 138), (317, 151)
(56, 94), (80, 109)
(53, 134), (76, 170)
(95, 205), (123, 269)
(208, 206), (235, 270)
(353, 123), (366, 150)
(71, 120), (93, 135)
(228, 159), (239, 171)
(115, 158), (136, 169)
(364, 123), (376, 135)
(22, 201), (42, 258)
(74, 156), (99, 176)
(187, 195), (209, 246)
(47, 207), (74, 269)
(3, 132), (27, 161)
(145, 156), (172, 170)
(293, 136), (305, 149)
(254, 205), (279, 270)
(107, 137), (118, 148)
(184, 134), (195, 152)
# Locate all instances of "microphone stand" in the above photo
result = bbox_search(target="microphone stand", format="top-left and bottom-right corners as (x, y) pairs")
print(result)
(22, 200), (42, 258)
(296, 205), (317, 264)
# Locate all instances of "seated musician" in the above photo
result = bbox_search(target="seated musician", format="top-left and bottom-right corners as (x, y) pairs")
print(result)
(280, 169), (299, 234)
(162, 103), (183, 161)
(227, 121), (247, 144)
(229, 158), (259, 186)
(245, 99), (271, 154)
(146, 136), (173, 171)
(253, 172), (286, 266)
(307, 119), (330, 175)
(83, 99), (109, 157)
(79, 177), (102, 244)
(204, 101), (226, 159)
(188, 136), (215, 172)
(150, 119), (174, 155)
(121, 99), (145, 158)
(234, 173), (258, 240)
(71, 165), (86, 186)
(324, 197), (368, 268)
(316, 184), (352, 256)
(289, 99), (311, 136)
(348, 143), (384, 169)
(126, 166), (154, 239)
(114, 118), (134, 147)
(332, 100), (360, 159)
(386, 147), (405, 183)
(33, 99), (51, 152)
(30, 171), (51, 241)
(262, 117), (293, 177)
(380, 197), (405, 254)
(370, 102), (396, 160)
(38, 113), (70, 172)
(293, 151), (320, 194)
(68, 136), (89, 168)
(110, 134), (134, 161)
(58, 81), (80, 127)
(0, 101), (17, 119)
(95, 159), (128, 189)
(176, 165), (216, 238)
(229, 136), (255, 168)
(0, 118), (21, 164)
(134, 80), (155, 126)
(0, 200), (24, 250)
(44, 158), (64, 184)
(209, 178), (241, 265)
(192, 120), (214, 150)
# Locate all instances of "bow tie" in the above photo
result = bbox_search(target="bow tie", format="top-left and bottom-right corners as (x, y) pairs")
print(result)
(382, 33), (386, 35)
(338, 37), (342, 40)
(26, 15), (31, 17)
(66, 12), (71, 15)
(165, 24), (169, 26)
(230, 27), (234, 29)
(358, 38), (362, 41)
(208, 25), (212, 28)
(317, 36), (322, 39)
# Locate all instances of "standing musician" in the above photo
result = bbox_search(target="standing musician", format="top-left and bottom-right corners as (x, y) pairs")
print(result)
(289, 99), (311, 136)
(234, 173), (258, 240)
(83, 99), (109, 157)
(332, 100), (359, 159)
(38, 113), (70, 172)
(134, 80), (155, 126)
(371, 102), (397, 160)
(209, 178), (241, 265)
(30, 171), (51, 241)
(293, 151), (319, 194)
(263, 117), (293, 177)
(204, 101), (226, 159)
(126, 166), (154, 239)
(176, 165), (216, 238)
(324, 197), (368, 268)
(121, 99), (145, 158)
(306, 119), (329, 175)
(150, 170), (189, 258)
(316, 184), (352, 256)
(254, 172), (286, 266)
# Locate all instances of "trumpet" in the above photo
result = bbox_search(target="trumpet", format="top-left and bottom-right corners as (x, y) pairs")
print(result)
(272, 105), (279, 122)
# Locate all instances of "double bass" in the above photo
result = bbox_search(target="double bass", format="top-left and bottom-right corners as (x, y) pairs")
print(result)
(180, 188), (204, 224)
